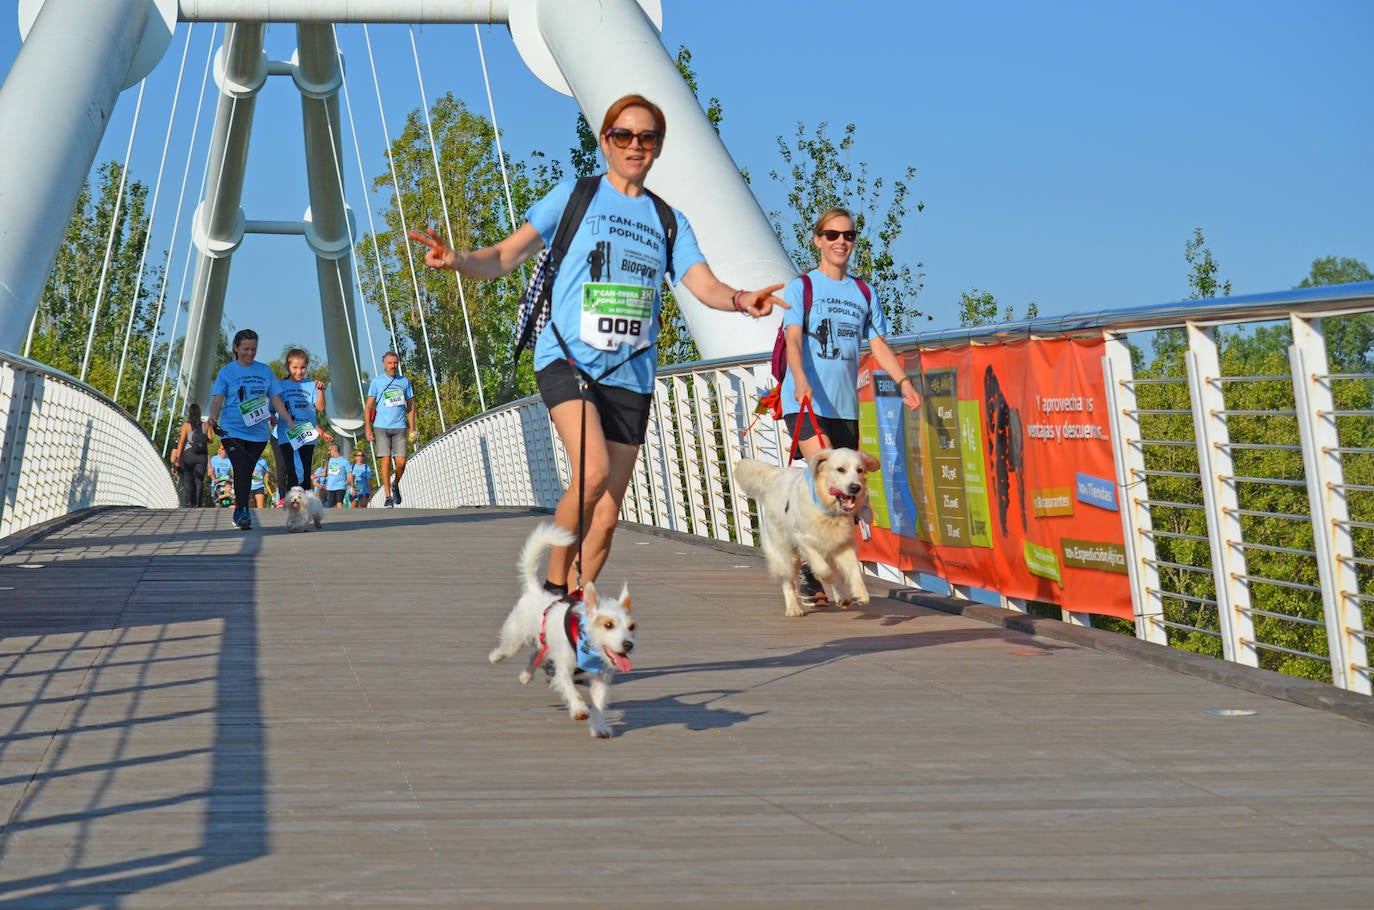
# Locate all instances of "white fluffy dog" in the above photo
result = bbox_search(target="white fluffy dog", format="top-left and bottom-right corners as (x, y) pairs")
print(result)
(489, 523), (636, 738)
(283, 485), (324, 533)
(734, 448), (880, 617)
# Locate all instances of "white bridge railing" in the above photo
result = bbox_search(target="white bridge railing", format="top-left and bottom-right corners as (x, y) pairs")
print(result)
(0, 353), (178, 539)
(403, 283), (1374, 695)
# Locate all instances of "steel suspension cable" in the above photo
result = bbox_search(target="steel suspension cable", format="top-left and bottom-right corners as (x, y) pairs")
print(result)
(362, 24), (447, 430)
(337, 49), (398, 361)
(409, 24), (486, 412)
(317, 27), (379, 452)
(22, 309), (36, 358)
(141, 23), (218, 421)
(163, 31), (241, 453)
(472, 24), (539, 377)
(81, 78), (146, 382)
(333, 26), (391, 486)
(473, 25), (519, 233)
(116, 23), (195, 403)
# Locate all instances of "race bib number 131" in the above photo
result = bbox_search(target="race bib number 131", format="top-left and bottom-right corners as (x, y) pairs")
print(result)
(238, 394), (270, 426)
(580, 283), (654, 352)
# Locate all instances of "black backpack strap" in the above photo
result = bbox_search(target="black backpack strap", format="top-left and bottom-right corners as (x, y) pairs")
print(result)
(800, 272), (813, 334)
(548, 174), (602, 275)
(502, 175), (603, 400)
(645, 189), (677, 282)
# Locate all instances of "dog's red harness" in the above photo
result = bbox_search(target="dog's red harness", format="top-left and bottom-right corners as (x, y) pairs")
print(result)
(524, 592), (584, 678)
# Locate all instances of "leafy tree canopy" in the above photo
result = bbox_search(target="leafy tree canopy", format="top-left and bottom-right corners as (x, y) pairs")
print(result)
(957, 289), (1039, 327)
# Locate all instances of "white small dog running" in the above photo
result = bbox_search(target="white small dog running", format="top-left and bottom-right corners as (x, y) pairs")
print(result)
(489, 523), (636, 738)
(734, 447), (880, 617)
(283, 485), (324, 532)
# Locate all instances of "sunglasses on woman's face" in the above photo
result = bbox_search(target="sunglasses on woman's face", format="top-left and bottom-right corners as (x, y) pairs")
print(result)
(817, 229), (857, 242)
(603, 127), (662, 151)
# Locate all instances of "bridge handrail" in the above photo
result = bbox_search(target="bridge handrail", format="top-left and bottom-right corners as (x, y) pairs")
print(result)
(400, 282), (1374, 695)
(0, 351), (178, 538)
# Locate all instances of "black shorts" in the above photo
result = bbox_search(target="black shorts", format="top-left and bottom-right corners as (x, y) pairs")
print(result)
(536, 359), (653, 446)
(783, 412), (860, 451)
(324, 489), (346, 507)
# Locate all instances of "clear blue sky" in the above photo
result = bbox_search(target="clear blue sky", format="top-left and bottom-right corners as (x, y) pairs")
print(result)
(2, 1), (1370, 366)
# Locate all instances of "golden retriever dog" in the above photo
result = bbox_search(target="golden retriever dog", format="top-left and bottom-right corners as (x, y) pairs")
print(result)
(733, 448), (880, 616)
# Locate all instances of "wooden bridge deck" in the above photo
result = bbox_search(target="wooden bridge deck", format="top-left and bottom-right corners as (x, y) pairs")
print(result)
(1, 506), (1372, 908)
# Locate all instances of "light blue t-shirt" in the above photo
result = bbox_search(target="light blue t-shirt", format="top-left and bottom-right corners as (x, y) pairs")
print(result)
(780, 270), (891, 421)
(312, 465), (326, 488)
(211, 360), (282, 442)
(528, 176), (706, 394)
(324, 456), (349, 492)
(210, 455), (232, 482)
(250, 457), (269, 491)
(274, 377), (320, 444)
(349, 462), (372, 495)
(367, 373), (414, 430)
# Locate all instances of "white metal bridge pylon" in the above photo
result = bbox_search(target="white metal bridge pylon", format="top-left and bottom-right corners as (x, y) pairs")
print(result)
(177, 20), (369, 439)
(0, 0), (796, 421)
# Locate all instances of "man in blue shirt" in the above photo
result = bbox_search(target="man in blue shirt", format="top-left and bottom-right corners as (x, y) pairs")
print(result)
(363, 352), (416, 507)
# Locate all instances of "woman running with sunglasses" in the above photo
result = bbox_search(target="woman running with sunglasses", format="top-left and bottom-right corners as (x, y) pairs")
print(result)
(781, 207), (921, 606)
(411, 93), (786, 597)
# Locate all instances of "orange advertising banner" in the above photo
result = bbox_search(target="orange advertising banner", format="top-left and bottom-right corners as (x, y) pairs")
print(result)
(857, 338), (1132, 620)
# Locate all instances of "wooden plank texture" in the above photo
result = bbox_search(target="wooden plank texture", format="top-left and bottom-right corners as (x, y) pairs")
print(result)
(1, 506), (1372, 908)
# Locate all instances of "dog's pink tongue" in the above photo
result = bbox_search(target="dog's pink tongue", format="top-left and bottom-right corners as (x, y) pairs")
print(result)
(606, 650), (632, 672)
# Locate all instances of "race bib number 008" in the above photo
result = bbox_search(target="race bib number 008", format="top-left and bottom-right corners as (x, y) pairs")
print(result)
(580, 283), (654, 352)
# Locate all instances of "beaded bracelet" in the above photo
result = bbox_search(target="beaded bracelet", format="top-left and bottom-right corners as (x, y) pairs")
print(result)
(732, 289), (747, 313)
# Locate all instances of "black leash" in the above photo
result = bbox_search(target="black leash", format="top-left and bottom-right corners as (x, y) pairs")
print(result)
(551, 324), (653, 591)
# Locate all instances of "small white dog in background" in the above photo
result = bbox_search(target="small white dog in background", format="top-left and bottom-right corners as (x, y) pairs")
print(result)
(283, 485), (324, 533)
(734, 447), (880, 617)
(489, 523), (636, 738)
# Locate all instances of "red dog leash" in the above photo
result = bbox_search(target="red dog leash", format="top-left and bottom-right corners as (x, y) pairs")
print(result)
(789, 395), (828, 464)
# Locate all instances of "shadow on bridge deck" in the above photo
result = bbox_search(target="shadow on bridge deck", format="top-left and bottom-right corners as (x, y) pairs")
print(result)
(1, 507), (1372, 908)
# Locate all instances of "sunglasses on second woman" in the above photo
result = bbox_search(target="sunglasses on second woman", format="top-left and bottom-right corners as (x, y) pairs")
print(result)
(603, 127), (662, 150)
(818, 229), (858, 242)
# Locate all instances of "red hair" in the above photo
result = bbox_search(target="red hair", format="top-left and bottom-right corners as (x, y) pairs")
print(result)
(599, 94), (666, 140)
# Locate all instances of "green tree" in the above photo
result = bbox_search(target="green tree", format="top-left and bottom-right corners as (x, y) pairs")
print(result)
(1131, 241), (1374, 681)
(1298, 256), (1373, 373)
(356, 93), (562, 436)
(1184, 226), (1232, 301)
(768, 121), (926, 334)
(1297, 255), (1373, 289)
(1130, 228), (1235, 658)
(1151, 228), (1232, 368)
(957, 289), (1039, 327)
(29, 161), (166, 416)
